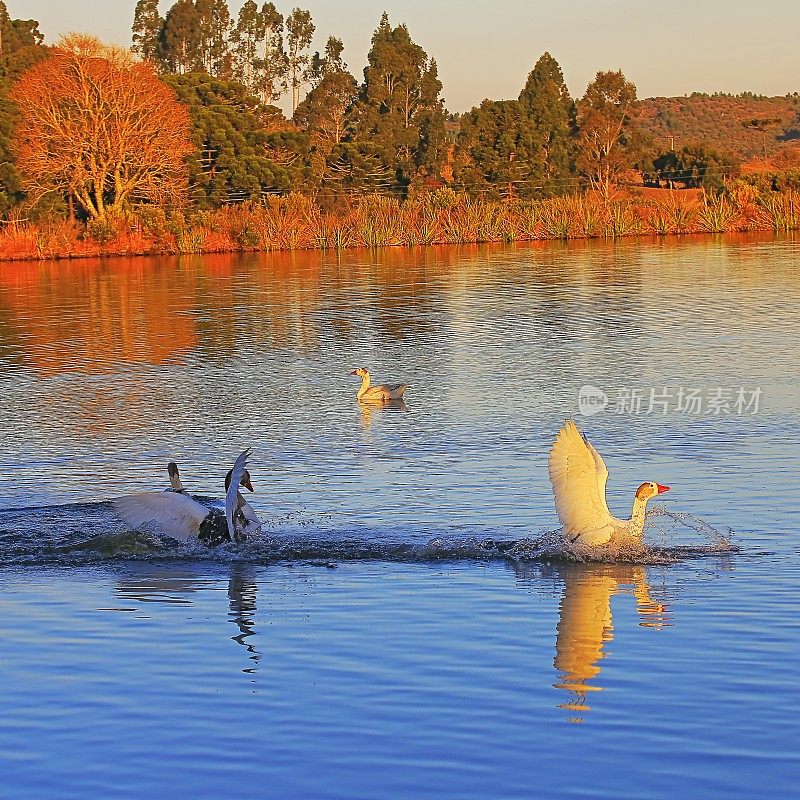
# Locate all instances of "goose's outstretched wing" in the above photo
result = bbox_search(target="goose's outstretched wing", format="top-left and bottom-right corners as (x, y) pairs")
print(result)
(548, 420), (616, 538)
(114, 492), (208, 543)
(225, 449), (251, 541)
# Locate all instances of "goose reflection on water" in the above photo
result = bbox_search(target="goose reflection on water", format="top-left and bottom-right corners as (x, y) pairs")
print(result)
(358, 397), (408, 429)
(227, 564), (260, 673)
(551, 563), (671, 723)
(114, 564), (262, 674)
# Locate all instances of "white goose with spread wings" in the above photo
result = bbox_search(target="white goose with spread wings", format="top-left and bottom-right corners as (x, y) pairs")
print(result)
(114, 450), (259, 546)
(548, 420), (670, 547)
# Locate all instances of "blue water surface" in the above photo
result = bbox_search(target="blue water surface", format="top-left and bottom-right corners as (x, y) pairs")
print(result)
(1, 236), (799, 798)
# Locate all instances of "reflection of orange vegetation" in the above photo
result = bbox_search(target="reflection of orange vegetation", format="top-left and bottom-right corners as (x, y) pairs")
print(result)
(0, 231), (789, 377)
(0, 258), (197, 374)
(1, 188), (798, 264)
(0, 247), (462, 374)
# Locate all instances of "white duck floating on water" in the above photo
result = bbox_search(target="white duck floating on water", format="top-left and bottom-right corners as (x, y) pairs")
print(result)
(115, 450), (261, 546)
(350, 368), (407, 403)
(548, 420), (670, 548)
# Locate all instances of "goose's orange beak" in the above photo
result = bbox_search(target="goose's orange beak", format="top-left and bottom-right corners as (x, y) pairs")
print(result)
(656, 484), (670, 494)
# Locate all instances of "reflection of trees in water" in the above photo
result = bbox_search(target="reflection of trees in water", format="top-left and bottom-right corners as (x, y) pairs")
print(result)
(188, 248), (455, 370)
(370, 250), (439, 343)
(0, 258), (198, 374)
(1, 237), (793, 377)
(0, 303), (24, 371)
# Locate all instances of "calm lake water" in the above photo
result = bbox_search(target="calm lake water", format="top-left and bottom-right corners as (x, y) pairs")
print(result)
(1, 236), (799, 798)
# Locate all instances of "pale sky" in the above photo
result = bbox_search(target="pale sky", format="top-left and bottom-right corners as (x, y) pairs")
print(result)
(11, 1), (800, 111)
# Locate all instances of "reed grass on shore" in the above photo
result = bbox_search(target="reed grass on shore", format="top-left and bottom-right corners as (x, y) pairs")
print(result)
(1, 186), (797, 261)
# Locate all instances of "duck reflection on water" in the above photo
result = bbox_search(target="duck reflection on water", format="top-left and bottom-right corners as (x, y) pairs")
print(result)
(112, 559), (674, 711)
(227, 564), (260, 673)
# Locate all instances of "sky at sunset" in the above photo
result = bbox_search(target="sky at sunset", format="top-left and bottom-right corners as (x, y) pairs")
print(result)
(11, 1), (800, 111)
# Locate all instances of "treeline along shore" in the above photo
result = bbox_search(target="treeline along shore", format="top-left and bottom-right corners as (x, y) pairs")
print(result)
(0, 1), (798, 261)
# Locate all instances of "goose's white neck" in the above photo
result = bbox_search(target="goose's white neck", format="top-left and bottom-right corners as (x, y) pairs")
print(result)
(626, 494), (650, 542)
(357, 373), (372, 400)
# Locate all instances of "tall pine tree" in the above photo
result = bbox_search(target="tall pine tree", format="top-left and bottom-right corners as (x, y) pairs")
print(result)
(0, 1), (46, 212)
(517, 52), (576, 196)
(167, 73), (299, 205)
(453, 100), (533, 200)
(350, 13), (447, 193)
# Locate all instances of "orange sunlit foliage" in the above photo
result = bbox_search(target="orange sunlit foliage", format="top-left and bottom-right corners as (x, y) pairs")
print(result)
(0, 188), (797, 263)
(10, 36), (194, 220)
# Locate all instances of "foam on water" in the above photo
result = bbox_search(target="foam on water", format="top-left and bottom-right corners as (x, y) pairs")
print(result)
(0, 500), (736, 567)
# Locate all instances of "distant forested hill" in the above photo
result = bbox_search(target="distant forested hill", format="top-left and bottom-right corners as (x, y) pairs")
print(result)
(633, 94), (800, 161)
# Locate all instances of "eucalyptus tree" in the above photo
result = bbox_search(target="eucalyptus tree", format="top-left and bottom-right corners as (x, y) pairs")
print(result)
(308, 35), (345, 88)
(230, 0), (261, 91)
(576, 70), (638, 197)
(256, 3), (288, 103)
(286, 7), (314, 113)
(294, 37), (358, 183)
(131, 0), (163, 63)
(196, 0), (231, 77)
(160, 0), (203, 74)
(231, 2), (287, 103)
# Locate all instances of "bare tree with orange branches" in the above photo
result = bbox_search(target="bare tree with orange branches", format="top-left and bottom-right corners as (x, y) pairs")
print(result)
(10, 35), (195, 220)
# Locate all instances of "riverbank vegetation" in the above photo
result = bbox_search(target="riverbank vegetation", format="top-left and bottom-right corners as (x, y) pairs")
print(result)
(0, 1), (798, 261)
(2, 187), (797, 261)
